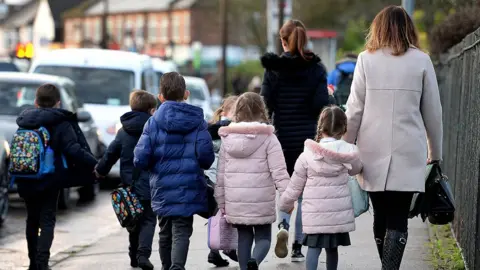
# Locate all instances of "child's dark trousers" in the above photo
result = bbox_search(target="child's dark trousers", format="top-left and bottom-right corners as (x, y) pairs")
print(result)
(24, 188), (60, 269)
(127, 200), (156, 260)
(158, 216), (194, 270)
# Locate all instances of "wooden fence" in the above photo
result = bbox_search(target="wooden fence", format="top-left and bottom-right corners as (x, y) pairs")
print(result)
(435, 27), (480, 270)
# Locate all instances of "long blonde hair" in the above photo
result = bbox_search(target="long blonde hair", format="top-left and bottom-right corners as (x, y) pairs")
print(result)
(365, 5), (420, 56)
(210, 95), (238, 123)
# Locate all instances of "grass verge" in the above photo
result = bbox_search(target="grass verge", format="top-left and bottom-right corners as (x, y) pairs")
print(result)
(428, 223), (465, 270)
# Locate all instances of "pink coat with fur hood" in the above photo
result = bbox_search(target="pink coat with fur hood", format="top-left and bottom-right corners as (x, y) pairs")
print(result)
(214, 122), (290, 225)
(279, 138), (363, 234)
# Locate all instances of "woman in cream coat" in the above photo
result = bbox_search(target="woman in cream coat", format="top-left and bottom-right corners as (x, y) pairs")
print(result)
(343, 6), (443, 270)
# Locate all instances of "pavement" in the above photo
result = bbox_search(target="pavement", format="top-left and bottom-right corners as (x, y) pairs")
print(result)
(50, 200), (431, 269)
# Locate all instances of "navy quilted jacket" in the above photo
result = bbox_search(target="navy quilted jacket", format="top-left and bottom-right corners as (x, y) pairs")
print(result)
(134, 101), (214, 217)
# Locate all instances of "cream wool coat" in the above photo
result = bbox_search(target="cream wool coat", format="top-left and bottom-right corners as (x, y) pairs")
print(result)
(279, 139), (362, 234)
(214, 122), (290, 225)
(344, 48), (443, 192)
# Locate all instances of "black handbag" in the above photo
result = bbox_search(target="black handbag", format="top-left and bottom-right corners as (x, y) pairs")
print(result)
(409, 163), (455, 225)
(198, 175), (218, 219)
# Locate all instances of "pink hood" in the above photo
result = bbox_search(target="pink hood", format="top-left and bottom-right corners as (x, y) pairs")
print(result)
(279, 139), (363, 234)
(218, 123), (274, 158)
(214, 122), (289, 225)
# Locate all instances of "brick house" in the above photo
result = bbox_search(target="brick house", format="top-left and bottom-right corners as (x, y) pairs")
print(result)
(63, 0), (250, 65)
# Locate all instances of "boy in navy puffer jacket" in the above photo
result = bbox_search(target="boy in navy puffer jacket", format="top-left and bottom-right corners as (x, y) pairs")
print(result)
(96, 90), (157, 270)
(134, 72), (214, 270)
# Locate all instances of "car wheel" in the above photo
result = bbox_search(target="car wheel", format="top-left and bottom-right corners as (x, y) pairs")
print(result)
(58, 188), (71, 210)
(78, 183), (99, 202)
(0, 169), (8, 227)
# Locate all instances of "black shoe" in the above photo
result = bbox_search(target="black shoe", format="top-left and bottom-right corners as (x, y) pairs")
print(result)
(275, 219), (290, 258)
(138, 256), (154, 270)
(291, 241), (305, 262)
(247, 259), (258, 270)
(381, 230), (408, 270)
(129, 252), (138, 268)
(222, 250), (238, 262)
(375, 237), (384, 260)
(208, 251), (229, 267)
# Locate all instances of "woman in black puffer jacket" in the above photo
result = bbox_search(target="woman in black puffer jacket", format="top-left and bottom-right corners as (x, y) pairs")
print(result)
(261, 19), (330, 262)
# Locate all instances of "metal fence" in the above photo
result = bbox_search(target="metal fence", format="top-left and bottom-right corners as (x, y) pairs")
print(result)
(435, 27), (480, 270)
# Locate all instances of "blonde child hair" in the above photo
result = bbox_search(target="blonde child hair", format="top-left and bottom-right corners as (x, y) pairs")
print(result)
(233, 92), (269, 123)
(210, 95), (238, 123)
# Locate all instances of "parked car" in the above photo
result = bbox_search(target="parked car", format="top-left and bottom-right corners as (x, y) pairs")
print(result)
(0, 133), (8, 226)
(184, 76), (214, 120)
(0, 72), (104, 212)
(30, 49), (159, 177)
(0, 61), (20, 72)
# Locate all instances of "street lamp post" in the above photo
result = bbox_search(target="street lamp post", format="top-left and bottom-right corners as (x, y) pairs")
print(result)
(277, 0), (285, 54)
(220, 0), (228, 96)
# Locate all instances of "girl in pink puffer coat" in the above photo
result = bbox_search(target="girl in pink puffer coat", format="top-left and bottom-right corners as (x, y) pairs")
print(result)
(279, 106), (363, 270)
(214, 92), (290, 270)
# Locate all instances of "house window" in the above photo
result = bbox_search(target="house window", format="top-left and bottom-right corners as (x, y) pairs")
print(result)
(136, 15), (144, 39)
(107, 17), (114, 36)
(172, 14), (180, 42)
(183, 12), (191, 42)
(160, 16), (168, 43)
(116, 16), (123, 43)
(148, 16), (157, 42)
(94, 18), (102, 42)
(125, 19), (134, 36)
(84, 20), (91, 40)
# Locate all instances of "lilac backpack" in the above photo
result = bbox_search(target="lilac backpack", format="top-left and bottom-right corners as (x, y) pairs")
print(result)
(207, 211), (238, 250)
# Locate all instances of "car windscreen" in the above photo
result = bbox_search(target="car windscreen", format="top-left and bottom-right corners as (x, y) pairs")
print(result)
(34, 66), (135, 106)
(0, 62), (19, 72)
(186, 82), (206, 101)
(0, 82), (41, 115)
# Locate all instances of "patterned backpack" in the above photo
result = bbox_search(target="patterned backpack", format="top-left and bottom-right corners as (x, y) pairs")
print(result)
(111, 168), (144, 228)
(8, 127), (63, 184)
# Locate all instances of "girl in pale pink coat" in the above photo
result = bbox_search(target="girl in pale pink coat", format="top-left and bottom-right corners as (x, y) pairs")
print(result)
(215, 92), (290, 270)
(279, 106), (362, 270)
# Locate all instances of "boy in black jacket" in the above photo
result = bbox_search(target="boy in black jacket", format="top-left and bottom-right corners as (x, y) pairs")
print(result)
(15, 84), (97, 270)
(95, 90), (157, 270)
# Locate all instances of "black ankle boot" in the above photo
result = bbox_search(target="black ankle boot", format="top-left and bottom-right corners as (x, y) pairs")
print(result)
(291, 241), (305, 262)
(381, 230), (408, 270)
(222, 250), (238, 262)
(375, 237), (384, 260)
(208, 250), (229, 267)
(247, 259), (258, 270)
(138, 256), (154, 270)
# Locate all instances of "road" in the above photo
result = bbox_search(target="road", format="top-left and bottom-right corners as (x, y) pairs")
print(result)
(0, 189), (121, 270)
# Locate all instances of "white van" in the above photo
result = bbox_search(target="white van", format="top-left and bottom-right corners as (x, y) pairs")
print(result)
(151, 58), (178, 81)
(29, 49), (159, 176)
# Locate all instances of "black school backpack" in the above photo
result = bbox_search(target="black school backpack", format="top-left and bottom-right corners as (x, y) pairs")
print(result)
(334, 70), (354, 106)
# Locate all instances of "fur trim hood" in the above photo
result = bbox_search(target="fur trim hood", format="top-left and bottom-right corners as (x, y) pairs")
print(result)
(218, 122), (274, 136)
(219, 122), (274, 158)
(261, 52), (322, 71)
(304, 139), (359, 163)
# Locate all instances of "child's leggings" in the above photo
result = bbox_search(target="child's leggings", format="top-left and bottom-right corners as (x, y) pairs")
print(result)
(236, 224), (271, 270)
(306, 247), (339, 270)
